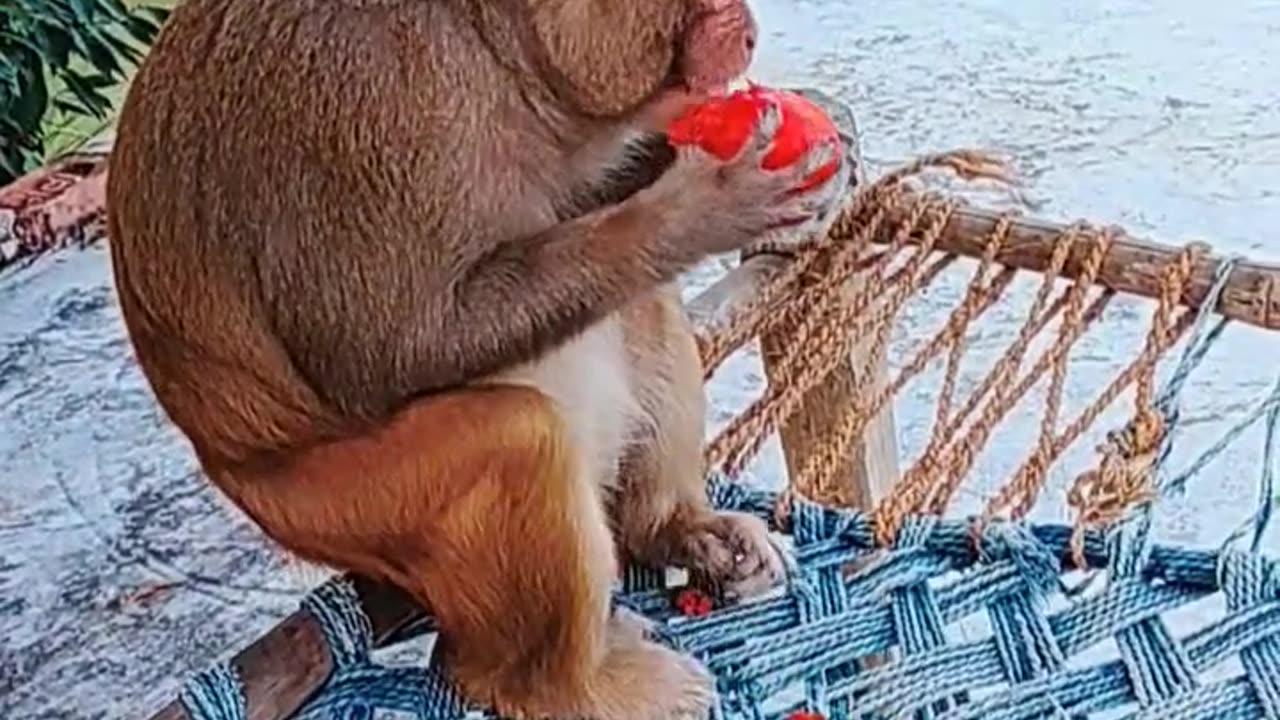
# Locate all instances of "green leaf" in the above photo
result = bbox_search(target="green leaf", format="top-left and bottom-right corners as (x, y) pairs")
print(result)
(0, 149), (32, 184)
(102, 0), (132, 14)
(141, 5), (171, 25)
(67, 0), (95, 25)
(76, 70), (116, 89)
(31, 20), (72, 68)
(59, 69), (111, 117)
(2, 0), (166, 174)
(0, 52), (19, 86)
(0, 115), (39, 148)
(76, 26), (124, 78)
(9, 56), (48, 131)
(122, 14), (160, 44)
(0, 30), (50, 60)
(95, 0), (134, 24)
(96, 28), (141, 65)
(49, 94), (82, 111)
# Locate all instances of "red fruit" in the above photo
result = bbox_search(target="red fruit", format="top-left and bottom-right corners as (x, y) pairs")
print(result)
(785, 711), (826, 720)
(665, 84), (842, 192)
(673, 587), (715, 617)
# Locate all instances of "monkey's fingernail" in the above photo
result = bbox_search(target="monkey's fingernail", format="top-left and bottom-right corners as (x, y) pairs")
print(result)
(754, 101), (782, 143)
(768, 214), (813, 229)
(807, 140), (838, 170)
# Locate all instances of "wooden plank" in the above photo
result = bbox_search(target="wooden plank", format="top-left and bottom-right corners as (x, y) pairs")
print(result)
(879, 204), (1280, 329)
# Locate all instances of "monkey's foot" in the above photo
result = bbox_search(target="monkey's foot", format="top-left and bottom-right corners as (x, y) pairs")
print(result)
(487, 613), (714, 720)
(595, 625), (716, 720)
(675, 511), (786, 601)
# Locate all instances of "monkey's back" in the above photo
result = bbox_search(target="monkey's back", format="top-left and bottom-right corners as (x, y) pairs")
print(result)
(106, 0), (542, 461)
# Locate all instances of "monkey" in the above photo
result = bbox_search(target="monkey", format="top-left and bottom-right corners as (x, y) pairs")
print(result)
(105, 0), (847, 718)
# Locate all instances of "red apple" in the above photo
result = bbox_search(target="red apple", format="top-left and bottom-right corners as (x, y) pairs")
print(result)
(665, 84), (841, 192)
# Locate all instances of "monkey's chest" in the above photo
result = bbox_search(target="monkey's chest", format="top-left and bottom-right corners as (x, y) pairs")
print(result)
(486, 317), (641, 488)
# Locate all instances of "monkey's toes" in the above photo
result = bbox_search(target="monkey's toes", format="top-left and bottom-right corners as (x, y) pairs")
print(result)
(683, 511), (785, 601)
(597, 633), (715, 720)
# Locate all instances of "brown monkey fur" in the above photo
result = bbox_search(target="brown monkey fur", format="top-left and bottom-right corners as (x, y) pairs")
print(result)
(106, 0), (847, 717)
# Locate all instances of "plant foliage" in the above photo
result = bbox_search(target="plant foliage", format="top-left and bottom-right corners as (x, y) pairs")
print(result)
(0, 0), (170, 185)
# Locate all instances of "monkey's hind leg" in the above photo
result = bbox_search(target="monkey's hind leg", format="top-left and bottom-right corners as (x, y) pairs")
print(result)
(222, 385), (713, 720)
(614, 287), (786, 601)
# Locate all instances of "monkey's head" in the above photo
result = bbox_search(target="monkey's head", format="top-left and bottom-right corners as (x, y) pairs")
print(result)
(527, 0), (758, 129)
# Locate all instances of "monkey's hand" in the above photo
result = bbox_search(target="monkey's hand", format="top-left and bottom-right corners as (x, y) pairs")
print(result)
(639, 98), (848, 256)
(744, 113), (855, 253)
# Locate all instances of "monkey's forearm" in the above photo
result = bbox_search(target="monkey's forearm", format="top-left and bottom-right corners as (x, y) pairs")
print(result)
(562, 135), (676, 219)
(434, 196), (698, 387)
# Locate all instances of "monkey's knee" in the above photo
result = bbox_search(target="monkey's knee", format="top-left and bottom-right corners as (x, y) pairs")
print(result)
(213, 374), (710, 718)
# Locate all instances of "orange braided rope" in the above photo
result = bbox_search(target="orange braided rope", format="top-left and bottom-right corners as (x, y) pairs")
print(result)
(695, 149), (1207, 554)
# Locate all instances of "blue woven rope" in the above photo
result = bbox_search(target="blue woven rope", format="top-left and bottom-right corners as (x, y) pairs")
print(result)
(172, 481), (1280, 719)
(1064, 255), (1237, 711)
(293, 577), (481, 720)
(178, 663), (245, 720)
(300, 578), (373, 668)
(1253, 378), (1280, 551)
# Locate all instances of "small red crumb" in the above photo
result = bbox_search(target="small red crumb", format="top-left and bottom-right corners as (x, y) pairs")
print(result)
(666, 84), (842, 193)
(785, 710), (826, 720)
(673, 587), (715, 617)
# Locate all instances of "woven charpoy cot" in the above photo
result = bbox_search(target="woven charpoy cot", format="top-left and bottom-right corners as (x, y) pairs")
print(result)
(72, 95), (1271, 720)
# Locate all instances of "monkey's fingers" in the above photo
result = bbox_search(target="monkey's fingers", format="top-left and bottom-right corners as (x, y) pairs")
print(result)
(737, 96), (784, 161)
(796, 137), (842, 183)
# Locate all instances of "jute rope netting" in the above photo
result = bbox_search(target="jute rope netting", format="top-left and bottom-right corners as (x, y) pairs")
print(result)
(692, 149), (1217, 567)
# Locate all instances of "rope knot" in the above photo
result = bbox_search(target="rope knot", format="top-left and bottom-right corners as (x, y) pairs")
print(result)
(1106, 406), (1165, 458)
(1066, 407), (1165, 567)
